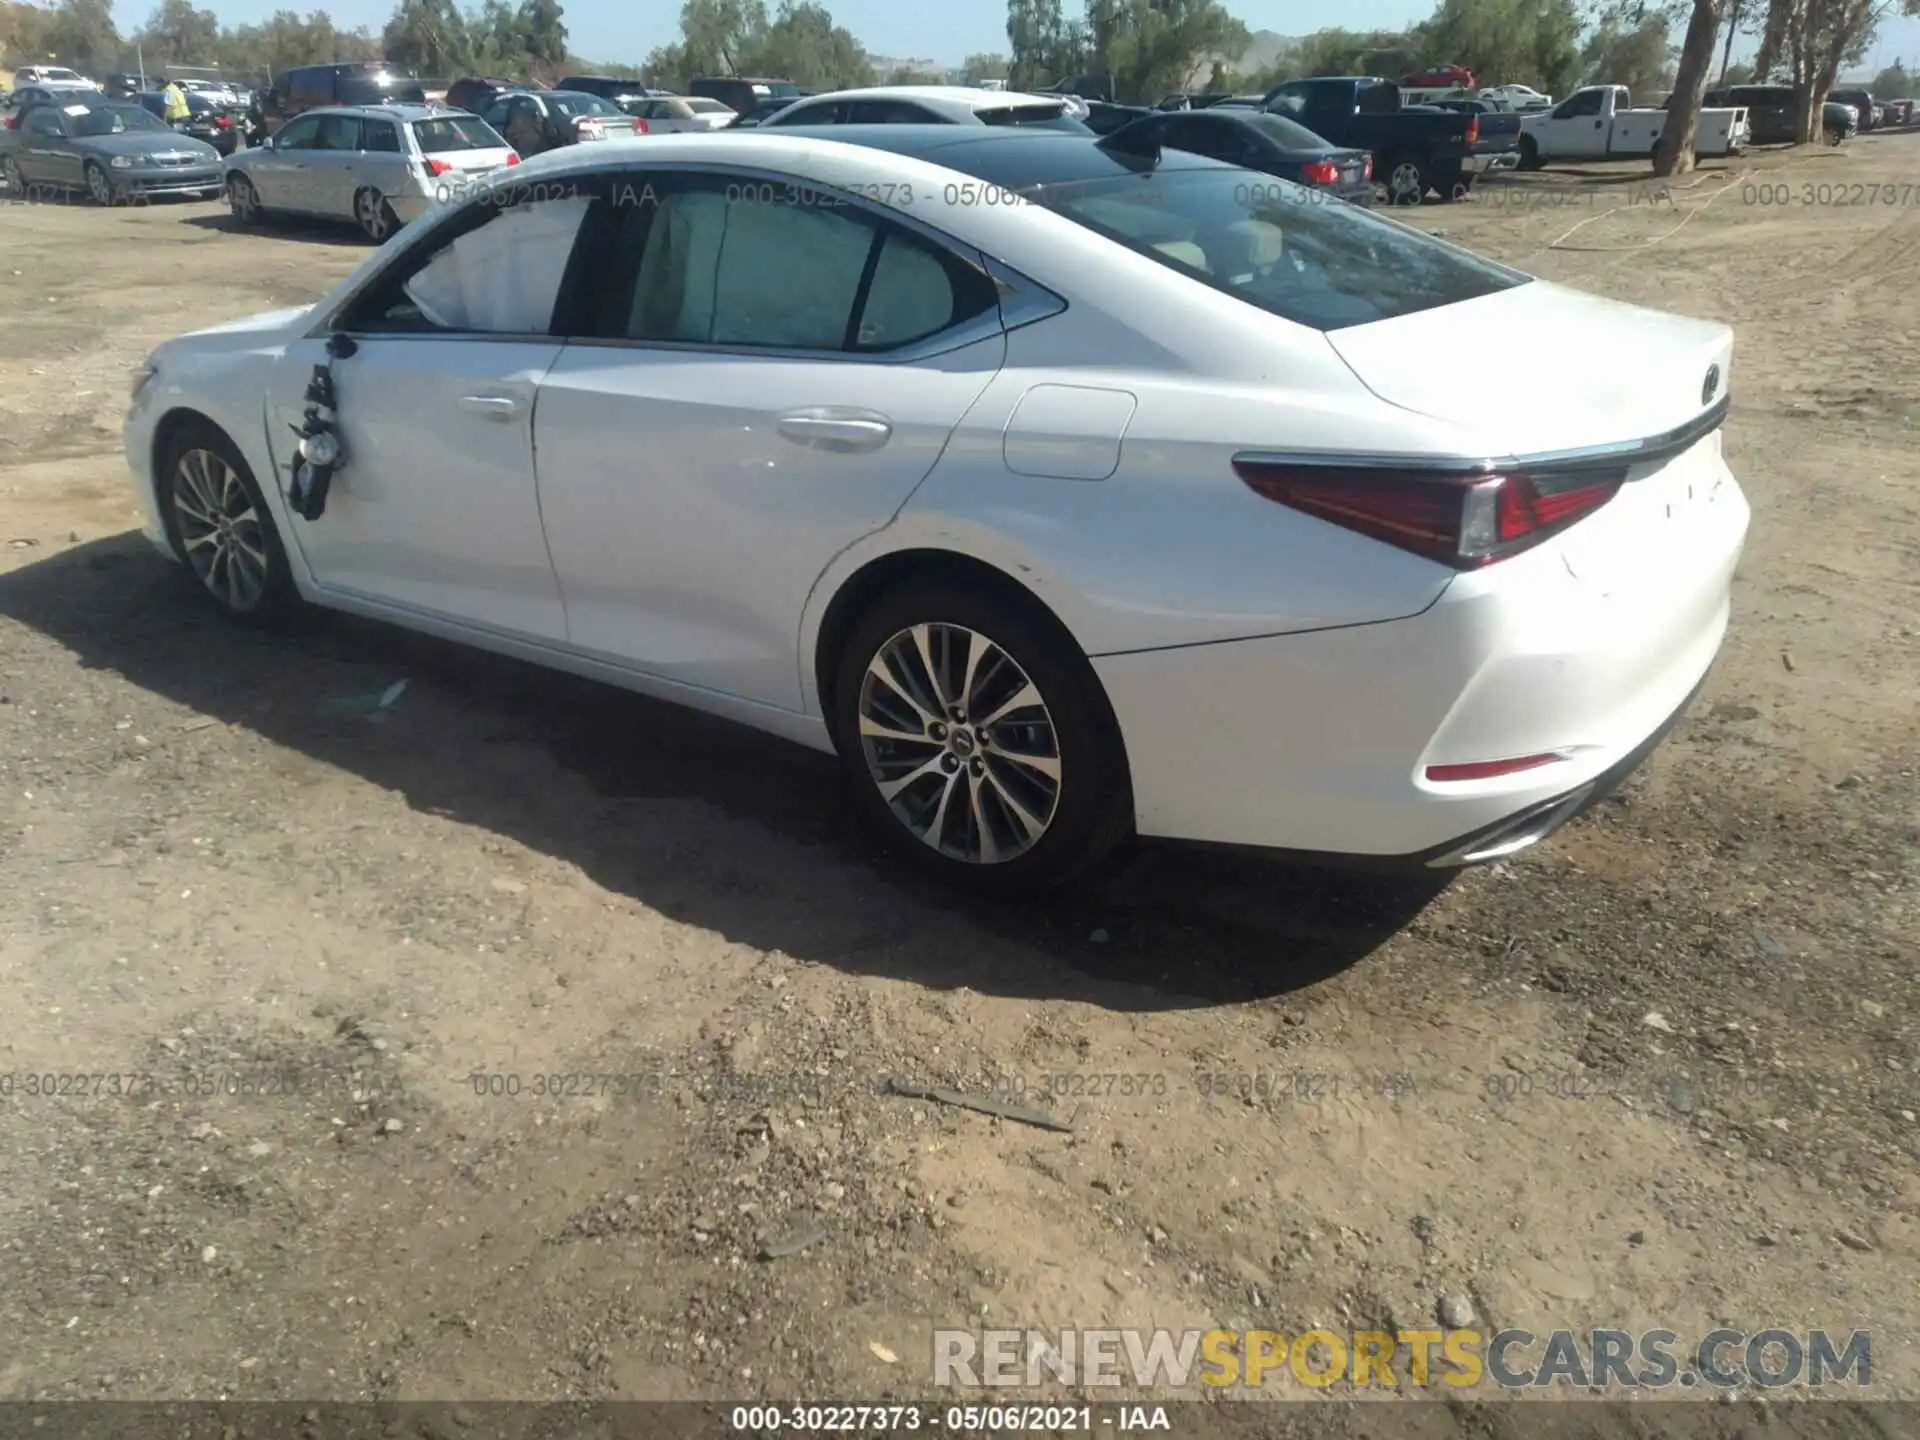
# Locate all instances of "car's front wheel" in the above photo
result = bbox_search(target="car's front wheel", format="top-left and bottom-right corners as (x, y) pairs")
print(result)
(158, 420), (296, 623)
(833, 578), (1132, 894)
(84, 160), (120, 206)
(227, 173), (262, 222)
(0, 154), (23, 197)
(1382, 153), (1430, 205)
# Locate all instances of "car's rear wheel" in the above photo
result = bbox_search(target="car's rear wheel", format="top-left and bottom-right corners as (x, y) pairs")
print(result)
(227, 172), (262, 222)
(833, 579), (1132, 894)
(0, 155), (22, 197)
(158, 420), (296, 623)
(354, 187), (399, 243)
(84, 160), (120, 206)
(1516, 135), (1541, 170)
(1383, 153), (1430, 205)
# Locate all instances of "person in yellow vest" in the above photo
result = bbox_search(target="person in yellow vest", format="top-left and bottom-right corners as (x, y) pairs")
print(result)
(161, 78), (189, 123)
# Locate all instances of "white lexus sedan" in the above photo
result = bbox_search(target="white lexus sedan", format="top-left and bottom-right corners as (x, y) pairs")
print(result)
(123, 126), (1749, 892)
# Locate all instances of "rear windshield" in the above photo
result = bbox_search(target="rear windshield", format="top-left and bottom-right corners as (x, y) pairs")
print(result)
(1028, 165), (1528, 331)
(685, 97), (730, 112)
(766, 82), (802, 97)
(549, 92), (623, 118)
(412, 115), (503, 151)
(340, 73), (425, 104)
(978, 103), (1072, 126)
(1247, 112), (1335, 149)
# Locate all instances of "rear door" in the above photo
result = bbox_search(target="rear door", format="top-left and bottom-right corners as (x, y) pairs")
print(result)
(307, 111), (364, 216)
(532, 168), (1009, 708)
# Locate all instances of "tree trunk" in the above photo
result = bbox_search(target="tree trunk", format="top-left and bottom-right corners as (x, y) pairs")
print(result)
(1753, 0), (1788, 81)
(1654, 0), (1724, 177)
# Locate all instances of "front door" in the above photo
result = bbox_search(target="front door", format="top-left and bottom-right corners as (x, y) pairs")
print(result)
(532, 172), (1007, 709)
(249, 111), (320, 209)
(266, 186), (598, 641)
(20, 108), (78, 186)
(1549, 89), (1610, 158)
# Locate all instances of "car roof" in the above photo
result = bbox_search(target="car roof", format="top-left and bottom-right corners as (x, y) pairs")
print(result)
(297, 102), (462, 120)
(792, 84), (1066, 108)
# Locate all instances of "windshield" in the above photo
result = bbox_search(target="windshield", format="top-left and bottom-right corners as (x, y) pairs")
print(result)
(413, 115), (504, 151)
(1248, 112), (1335, 149)
(339, 72), (425, 104)
(69, 103), (167, 136)
(550, 92), (623, 118)
(1027, 166), (1528, 331)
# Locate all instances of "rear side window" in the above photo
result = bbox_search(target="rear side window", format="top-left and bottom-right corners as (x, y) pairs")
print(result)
(977, 103), (1069, 126)
(413, 115), (503, 151)
(1030, 166), (1528, 331)
(1248, 112), (1331, 148)
(600, 178), (997, 351)
(312, 114), (362, 149)
(362, 120), (401, 152)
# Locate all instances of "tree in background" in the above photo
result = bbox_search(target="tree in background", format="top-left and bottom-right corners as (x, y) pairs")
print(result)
(1096, 0), (1247, 100)
(1255, 28), (1418, 87)
(1652, 0), (1726, 174)
(381, 0), (471, 74)
(1413, 0), (1584, 96)
(1720, 58), (1755, 80)
(1871, 59), (1915, 93)
(643, 0), (868, 89)
(961, 49), (1009, 81)
(138, 0), (220, 68)
(1581, 4), (1676, 94)
(1005, 0), (1086, 90)
(1754, 0), (1920, 138)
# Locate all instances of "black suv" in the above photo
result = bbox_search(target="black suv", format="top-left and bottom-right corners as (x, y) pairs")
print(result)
(689, 75), (802, 113)
(1829, 87), (1876, 129)
(444, 76), (527, 114)
(248, 62), (425, 139)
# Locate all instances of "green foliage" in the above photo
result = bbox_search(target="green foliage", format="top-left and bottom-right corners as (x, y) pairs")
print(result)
(961, 49), (1009, 80)
(642, 0), (870, 90)
(1581, 4), (1676, 92)
(1871, 61), (1916, 96)
(1412, 0), (1586, 95)
(1720, 58), (1755, 82)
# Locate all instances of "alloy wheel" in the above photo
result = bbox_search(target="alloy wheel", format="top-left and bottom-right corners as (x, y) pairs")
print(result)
(1388, 162), (1424, 205)
(0, 156), (21, 196)
(228, 174), (258, 220)
(172, 447), (270, 611)
(856, 622), (1063, 864)
(86, 163), (115, 206)
(355, 189), (393, 241)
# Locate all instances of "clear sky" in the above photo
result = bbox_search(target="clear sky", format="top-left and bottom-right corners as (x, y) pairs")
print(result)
(115, 0), (1920, 74)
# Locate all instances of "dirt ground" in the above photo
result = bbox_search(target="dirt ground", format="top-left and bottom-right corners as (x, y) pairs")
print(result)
(0, 134), (1915, 1431)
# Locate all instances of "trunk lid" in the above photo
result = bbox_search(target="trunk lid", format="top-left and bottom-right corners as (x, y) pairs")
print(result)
(1324, 279), (1731, 456)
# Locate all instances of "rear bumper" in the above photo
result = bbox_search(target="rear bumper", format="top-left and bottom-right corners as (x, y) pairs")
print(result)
(1093, 448), (1750, 864)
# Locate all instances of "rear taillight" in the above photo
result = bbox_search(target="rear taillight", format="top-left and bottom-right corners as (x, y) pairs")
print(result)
(1465, 118), (1479, 144)
(1299, 159), (1339, 184)
(1362, 154), (1373, 180)
(504, 151), (519, 165)
(1231, 460), (1626, 568)
(1426, 753), (1566, 783)
(426, 157), (451, 175)
(215, 115), (231, 127)
(633, 116), (648, 134)
(3, 114), (17, 130)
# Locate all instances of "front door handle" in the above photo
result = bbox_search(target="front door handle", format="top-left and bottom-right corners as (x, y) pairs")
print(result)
(777, 410), (892, 453)
(458, 393), (524, 421)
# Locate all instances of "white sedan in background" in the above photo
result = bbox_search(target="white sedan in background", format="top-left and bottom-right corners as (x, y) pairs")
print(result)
(627, 95), (735, 132)
(1482, 84), (1553, 110)
(124, 126), (1747, 891)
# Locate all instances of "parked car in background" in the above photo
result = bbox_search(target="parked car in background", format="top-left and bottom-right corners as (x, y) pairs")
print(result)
(1081, 101), (1152, 134)
(1824, 100), (1861, 140)
(1418, 95), (1522, 171)
(1261, 75), (1490, 203)
(1104, 106), (1375, 204)
(443, 76), (527, 115)
(135, 88), (243, 154)
(1153, 91), (1236, 111)
(177, 77), (243, 107)
(0, 96), (220, 202)
(1828, 87), (1875, 129)
(760, 86), (1091, 130)
(103, 71), (154, 98)
(1881, 97), (1910, 125)
(1702, 84), (1794, 144)
(689, 75), (802, 113)
(1402, 63), (1476, 90)
(4, 82), (102, 117)
(1482, 83), (1552, 110)
(625, 95), (735, 132)
(481, 90), (643, 156)
(10, 65), (91, 88)
(725, 95), (802, 128)
(225, 104), (517, 241)
(124, 127), (1748, 890)
(250, 62), (426, 140)
(554, 75), (663, 115)
(1519, 85), (1747, 166)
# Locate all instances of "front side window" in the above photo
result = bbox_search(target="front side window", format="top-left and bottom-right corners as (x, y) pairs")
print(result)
(1555, 90), (1604, 118)
(344, 188), (594, 334)
(764, 99), (838, 125)
(274, 114), (322, 149)
(1029, 165), (1528, 331)
(591, 175), (997, 352)
(26, 109), (66, 136)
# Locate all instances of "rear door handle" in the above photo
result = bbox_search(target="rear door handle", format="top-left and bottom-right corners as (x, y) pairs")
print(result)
(458, 393), (525, 421)
(777, 410), (892, 453)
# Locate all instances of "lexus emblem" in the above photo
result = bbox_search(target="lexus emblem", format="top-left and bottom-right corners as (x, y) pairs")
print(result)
(1703, 364), (1720, 404)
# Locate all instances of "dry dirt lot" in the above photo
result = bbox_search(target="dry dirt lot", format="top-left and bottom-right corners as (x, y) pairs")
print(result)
(0, 135), (1915, 1434)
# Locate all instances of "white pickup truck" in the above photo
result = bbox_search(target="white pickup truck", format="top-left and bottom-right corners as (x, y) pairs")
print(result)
(1518, 84), (1748, 166)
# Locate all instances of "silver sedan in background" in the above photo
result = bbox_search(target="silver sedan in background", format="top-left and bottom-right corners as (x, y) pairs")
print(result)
(224, 103), (518, 241)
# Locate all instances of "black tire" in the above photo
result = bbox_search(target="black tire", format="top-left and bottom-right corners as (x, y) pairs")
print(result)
(84, 160), (121, 206)
(227, 172), (263, 224)
(831, 577), (1132, 894)
(1383, 152), (1430, 205)
(157, 418), (298, 625)
(353, 187), (399, 243)
(0, 154), (22, 197)
(1516, 135), (1541, 171)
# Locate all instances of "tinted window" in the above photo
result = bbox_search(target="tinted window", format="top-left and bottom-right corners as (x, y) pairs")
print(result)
(1029, 166), (1527, 331)
(548, 92), (622, 118)
(274, 114), (323, 149)
(312, 114), (362, 149)
(413, 115), (503, 151)
(1556, 90), (1605, 118)
(765, 99), (839, 125)
(25, 109), (65, 136)
(68, 103), (166, 136)
(612, 178), (995, 351)
(349, 189), (594, 334)
(363, 120), (401, 152)
(686, 98), (730, 113)
(847, 99), (937, 123)
(977, 103), (1069, 126)
(287, 70), (328, 107)
(339, 72), (425, 105)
